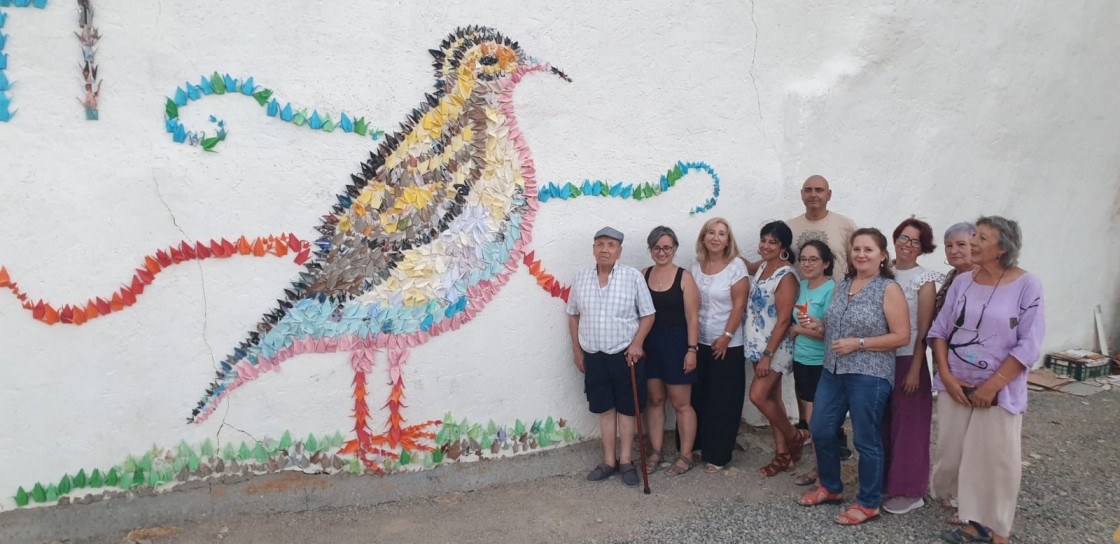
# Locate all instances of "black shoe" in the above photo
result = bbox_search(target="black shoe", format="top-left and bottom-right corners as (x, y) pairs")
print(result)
(837, 431), (853, 461)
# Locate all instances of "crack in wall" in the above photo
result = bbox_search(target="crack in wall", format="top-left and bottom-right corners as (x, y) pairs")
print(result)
(149, 175), (219, 374)
(748, 0), (762, 124)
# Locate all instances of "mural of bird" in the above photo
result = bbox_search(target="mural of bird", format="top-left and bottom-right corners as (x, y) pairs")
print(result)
(188, 26), (571, 471)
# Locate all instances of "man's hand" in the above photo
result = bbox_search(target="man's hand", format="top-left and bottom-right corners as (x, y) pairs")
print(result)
(572, 351), (585, 373)
(625, 343), (645, 367)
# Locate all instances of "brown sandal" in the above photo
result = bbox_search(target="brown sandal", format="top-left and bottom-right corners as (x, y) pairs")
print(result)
(789, 428), (811, 463)
(664, 455), (697, 476)
(759, 452), (793, 477)
(834, 503), (880, 525)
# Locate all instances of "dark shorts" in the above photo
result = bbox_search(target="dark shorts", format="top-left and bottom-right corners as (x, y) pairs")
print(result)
(584, 350), (647, 416)
(793, 360), (824, 403)
(643, 326), (698, 385)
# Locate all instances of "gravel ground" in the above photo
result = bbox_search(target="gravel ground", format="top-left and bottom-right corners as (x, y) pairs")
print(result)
(71, 388), (1120, 544)
(624, 388), (1120, 544)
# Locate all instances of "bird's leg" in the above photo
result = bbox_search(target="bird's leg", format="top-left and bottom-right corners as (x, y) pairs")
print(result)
(340, 348), (394, 472)
(367, 347), (439, 454)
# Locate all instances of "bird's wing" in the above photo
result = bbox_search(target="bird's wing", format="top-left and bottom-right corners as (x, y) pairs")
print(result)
(299, 97), (490, 301)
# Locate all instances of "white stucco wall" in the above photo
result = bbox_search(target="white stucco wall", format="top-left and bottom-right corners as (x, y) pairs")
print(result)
(0, 0), (1117, 510)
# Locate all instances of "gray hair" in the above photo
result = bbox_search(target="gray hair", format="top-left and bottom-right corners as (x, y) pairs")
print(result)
(943, 222), (976, 242)
(976, 215), (1022, 268)
(647, 225), (679, 249)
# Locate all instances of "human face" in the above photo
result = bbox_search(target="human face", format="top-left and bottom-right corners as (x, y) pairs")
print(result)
(850, 234), (886, 277)
(703, 222), (730, 259)
(800, 176), (832, 214)
(944, 232), (973, 272)
(798, 245), (826, 281)
(893, 226), (922, 267)
(758, 233), (783, 262)
(971, 224), (1005, 268)
(593, 236), (622, 268)
(649, 235), (677, 266)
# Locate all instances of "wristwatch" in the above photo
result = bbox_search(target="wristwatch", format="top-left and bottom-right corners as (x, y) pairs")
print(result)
(859, 338), (866, 350)
(762, 349), (773, 358)
(722, 331), (734, 339)
(687, 345), (699, 352)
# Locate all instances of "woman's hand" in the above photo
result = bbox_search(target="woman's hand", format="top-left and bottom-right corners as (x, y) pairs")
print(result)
(712, 335), (731, 359)
(799, 314), (819, 330)
(831, 338), (860, 356)
(941, 373), (971, 407)
(902, 368), (921, 395)
(970, 381), (1001, 408)
(755, 355), (772, 378)
(683, 351), (697, 374)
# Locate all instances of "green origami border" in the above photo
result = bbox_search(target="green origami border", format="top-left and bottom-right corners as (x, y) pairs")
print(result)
(11, 412), (583, 507)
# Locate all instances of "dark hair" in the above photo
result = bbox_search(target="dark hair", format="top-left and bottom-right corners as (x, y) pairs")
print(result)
(760, 220), (794, 261)
(798, 239), (835, 277)
(646, 225), (679, 249)
(846, 227), (894, 279)
(892, 216), (937, 254)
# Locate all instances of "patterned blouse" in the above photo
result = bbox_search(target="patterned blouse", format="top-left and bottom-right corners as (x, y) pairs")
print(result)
(823, 275), (898, 386)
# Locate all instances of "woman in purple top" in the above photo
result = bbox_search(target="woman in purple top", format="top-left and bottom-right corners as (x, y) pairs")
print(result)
(928, 216), (1045, 544)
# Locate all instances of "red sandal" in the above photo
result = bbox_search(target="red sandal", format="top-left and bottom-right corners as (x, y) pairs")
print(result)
(834, 503), (880, 525)
(799, 486), (843, 506)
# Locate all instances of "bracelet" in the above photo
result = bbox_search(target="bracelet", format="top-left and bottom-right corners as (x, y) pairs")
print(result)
(723, 331), (734, 339)
(996, 371), (1010, 380)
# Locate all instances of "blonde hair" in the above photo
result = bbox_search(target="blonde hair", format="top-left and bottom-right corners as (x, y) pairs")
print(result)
(695, 217), (740, 264)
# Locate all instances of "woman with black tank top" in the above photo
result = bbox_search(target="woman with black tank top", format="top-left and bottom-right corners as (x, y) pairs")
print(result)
(641, 226), (701, 476)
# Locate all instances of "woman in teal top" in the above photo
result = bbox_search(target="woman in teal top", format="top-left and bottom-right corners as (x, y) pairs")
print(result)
(789, 240), (835, 486)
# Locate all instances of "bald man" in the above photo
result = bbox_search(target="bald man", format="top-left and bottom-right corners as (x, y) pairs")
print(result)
(785, 175), (857, 279)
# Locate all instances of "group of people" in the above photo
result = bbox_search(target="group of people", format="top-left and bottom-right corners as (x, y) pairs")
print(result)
(564, 175), (1045, 544)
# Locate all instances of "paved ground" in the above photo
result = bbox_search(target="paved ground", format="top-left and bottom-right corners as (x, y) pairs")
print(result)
(48, 389), (1120, 543)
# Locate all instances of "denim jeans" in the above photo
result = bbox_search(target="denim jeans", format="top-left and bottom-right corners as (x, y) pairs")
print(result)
(809, 369), (892, 509)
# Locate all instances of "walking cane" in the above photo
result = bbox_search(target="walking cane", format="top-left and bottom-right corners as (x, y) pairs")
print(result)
(629, 359), (651, 494)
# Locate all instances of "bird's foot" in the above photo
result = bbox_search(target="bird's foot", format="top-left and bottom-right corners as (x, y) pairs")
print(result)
(340, 419), (440, 472)
(368, 419), (441, 453)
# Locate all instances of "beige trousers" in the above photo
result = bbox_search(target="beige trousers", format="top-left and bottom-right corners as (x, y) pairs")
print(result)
(930, 395), (1023, 537)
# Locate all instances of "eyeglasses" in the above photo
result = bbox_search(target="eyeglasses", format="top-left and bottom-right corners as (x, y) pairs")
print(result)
(651, 246), (676, 254)
(896, 234), (922, 248)
(798, 256), (821, 264)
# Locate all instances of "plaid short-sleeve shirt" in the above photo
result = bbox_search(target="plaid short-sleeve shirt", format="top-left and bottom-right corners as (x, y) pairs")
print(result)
(566, 264), (656, 354)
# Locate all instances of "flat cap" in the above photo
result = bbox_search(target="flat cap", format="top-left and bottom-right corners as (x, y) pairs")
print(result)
(594, 226), (624, 243)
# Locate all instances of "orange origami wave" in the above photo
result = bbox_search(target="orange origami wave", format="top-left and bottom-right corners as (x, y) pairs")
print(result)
(0, 234), (311, 326)
(522, 250), (570, 302)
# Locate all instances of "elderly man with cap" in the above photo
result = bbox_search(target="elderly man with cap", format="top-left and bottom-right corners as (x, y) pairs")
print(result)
(567, 226), (657, 488)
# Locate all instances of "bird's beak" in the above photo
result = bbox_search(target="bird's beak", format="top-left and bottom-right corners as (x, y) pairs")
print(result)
(550, 65), (573, 83)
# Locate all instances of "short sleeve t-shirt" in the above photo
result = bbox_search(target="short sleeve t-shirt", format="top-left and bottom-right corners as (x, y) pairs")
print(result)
(786, 212), (857, 279)
(792, 278), (835, 365)
(690, 258), (748, 346)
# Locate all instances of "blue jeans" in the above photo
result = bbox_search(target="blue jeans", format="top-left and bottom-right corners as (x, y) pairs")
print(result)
(809, 369), (892, 509)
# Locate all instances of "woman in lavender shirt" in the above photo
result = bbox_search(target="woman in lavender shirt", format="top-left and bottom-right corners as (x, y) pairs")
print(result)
(929, 216), (1044, 544)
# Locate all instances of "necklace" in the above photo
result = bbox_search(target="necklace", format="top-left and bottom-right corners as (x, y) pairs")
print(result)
(847, 275), (876, 297)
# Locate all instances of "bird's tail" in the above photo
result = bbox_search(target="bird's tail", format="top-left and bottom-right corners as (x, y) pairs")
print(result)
(188, 293), (345, 424)
(0, 234), (311, 325)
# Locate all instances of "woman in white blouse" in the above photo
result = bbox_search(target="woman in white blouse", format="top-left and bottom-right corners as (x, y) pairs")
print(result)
(689, 217), (750, 472)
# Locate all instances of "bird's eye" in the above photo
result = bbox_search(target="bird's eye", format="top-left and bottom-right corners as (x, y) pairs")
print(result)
(479, 55), (499, 66)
